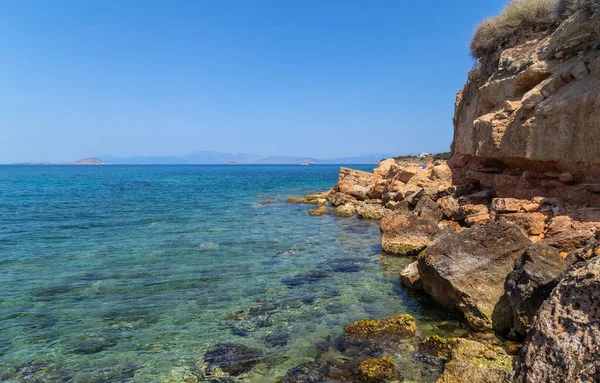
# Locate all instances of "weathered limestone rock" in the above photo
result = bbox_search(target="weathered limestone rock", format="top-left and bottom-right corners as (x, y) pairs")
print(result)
(504, 244), (577, 338)
(457, 191), (494, 206)
(436, 339), (513, 383)
(371, 158), (397, 199)
(496, 212), (549, 237)
(286, 197), (321, 205)
(334, 204), (356, 217)
(543, 211), (600, 251)
(380, 214), (441, 256)
(450, 11), (600, 205)
(414, 195), (444, 223)
(399, 261), (422, 289)
(357, 357), (397, 383)
(309, 206), (327, 216)
(338, 168), (375, 201)
(329, 192), (358, 207)
(418, 222), (532, 330)
(491, 198), (541, 214)
(357, 204), (389, 220)
(462, 204), (491, 227)
(514, 256), (600, 383)
(344, 314), (417, 339)
(437, 196), (463, 221)
(438, 220), (463, 233)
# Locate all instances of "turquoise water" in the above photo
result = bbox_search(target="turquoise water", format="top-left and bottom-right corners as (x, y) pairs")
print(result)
(0, 165), (460, 383)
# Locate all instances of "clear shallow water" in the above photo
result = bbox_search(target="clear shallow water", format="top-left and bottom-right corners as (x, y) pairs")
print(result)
(0, 165), (461, 383)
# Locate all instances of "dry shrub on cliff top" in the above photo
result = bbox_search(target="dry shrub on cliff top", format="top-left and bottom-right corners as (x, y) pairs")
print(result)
(470, 0), (557, 58)
(557, 0), (600, 18)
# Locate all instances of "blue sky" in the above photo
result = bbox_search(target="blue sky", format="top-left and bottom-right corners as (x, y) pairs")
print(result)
(0, 0), (507, 163)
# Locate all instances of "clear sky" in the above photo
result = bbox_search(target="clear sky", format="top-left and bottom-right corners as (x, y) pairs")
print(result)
(0, 0), (507, 163)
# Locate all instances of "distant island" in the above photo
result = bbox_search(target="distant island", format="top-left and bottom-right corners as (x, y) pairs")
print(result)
(94, 151), (397, 165)
(73, 158), (107, 165)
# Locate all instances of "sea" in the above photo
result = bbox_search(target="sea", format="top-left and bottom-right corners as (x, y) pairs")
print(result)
(0, 165), (462, 383)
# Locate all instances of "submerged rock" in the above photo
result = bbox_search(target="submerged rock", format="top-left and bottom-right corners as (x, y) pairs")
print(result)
(514, 256), (600, 382)
(344, 314), (417, 339)
(309, 206), (327, 216)
(418, 222), (531, 330)
(282, 270), (328, 287)
(380, 214), (441, 256)
(356, 357), (397, 383)
(203, 343), (265, 376)
(436, 338), (513, 383)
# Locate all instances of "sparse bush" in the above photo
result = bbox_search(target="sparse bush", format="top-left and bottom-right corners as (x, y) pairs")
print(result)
(470, 0), (557, 58)
(434, 152), (452, 161)
(557, 0), (600, 18)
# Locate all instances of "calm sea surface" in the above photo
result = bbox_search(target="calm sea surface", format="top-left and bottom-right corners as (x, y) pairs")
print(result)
(0, 165), (459, 383)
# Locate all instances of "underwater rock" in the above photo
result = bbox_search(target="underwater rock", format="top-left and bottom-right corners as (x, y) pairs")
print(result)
(282, 270), (328, 287)
(356, 357), (397, 383)
(344, 314), (417, 339)
(309, 206), (327, 216)
(326, 258), (365, 273)
(421, 335), (458, 360)
(0, 360), (67, 383)
(224, 301), (274, 335)
(436, 338), (513, 383)
(261, 331), (290, 348)
(203, 343), (265, 376)
(71, 364), (138, 383)
(66, 332), (120, 354)
(276, 358), (358, 383)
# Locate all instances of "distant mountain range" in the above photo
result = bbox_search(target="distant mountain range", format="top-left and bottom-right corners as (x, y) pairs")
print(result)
(96, 151), (395, 165)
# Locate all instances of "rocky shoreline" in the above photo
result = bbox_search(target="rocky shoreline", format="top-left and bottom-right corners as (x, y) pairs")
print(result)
(276, 150), (600, 382)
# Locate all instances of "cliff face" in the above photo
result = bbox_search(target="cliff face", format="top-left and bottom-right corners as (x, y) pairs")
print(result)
(451, 11), (600, 205)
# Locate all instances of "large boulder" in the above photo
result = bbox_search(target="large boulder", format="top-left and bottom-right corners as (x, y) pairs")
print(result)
(504, 244), (577, 338)
(418, 222), (532, 330)
(338, 167), (375, 201)
(514, 256), (600, 382)
(436, 338), (513, 383)
(414, 195), (444, 223)
(380, 214), (441, 256)
(496, 212), (550, 238)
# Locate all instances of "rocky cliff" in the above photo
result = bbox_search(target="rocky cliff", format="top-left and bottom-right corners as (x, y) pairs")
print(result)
(450, 11), (600, 205)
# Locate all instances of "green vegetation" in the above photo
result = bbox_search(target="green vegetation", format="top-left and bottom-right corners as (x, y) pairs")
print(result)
(434, 152), (452, 160)
(470, 0), (556, 59)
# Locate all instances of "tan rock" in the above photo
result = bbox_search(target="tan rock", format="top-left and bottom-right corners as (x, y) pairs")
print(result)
(338, 167), (374, 200)
(380, 214), (441, 256)
(465, 213), (491, 226)
(309, 206), (327, 216)
(357, 204), (389, 220)
(496, 212), (549, 236)
(437, 196), (463, 220)
(491, 198), (541, 213)
(438, 220), (463, 232)
(399, 261), (422, 289)
(334, 204), (355, 217)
